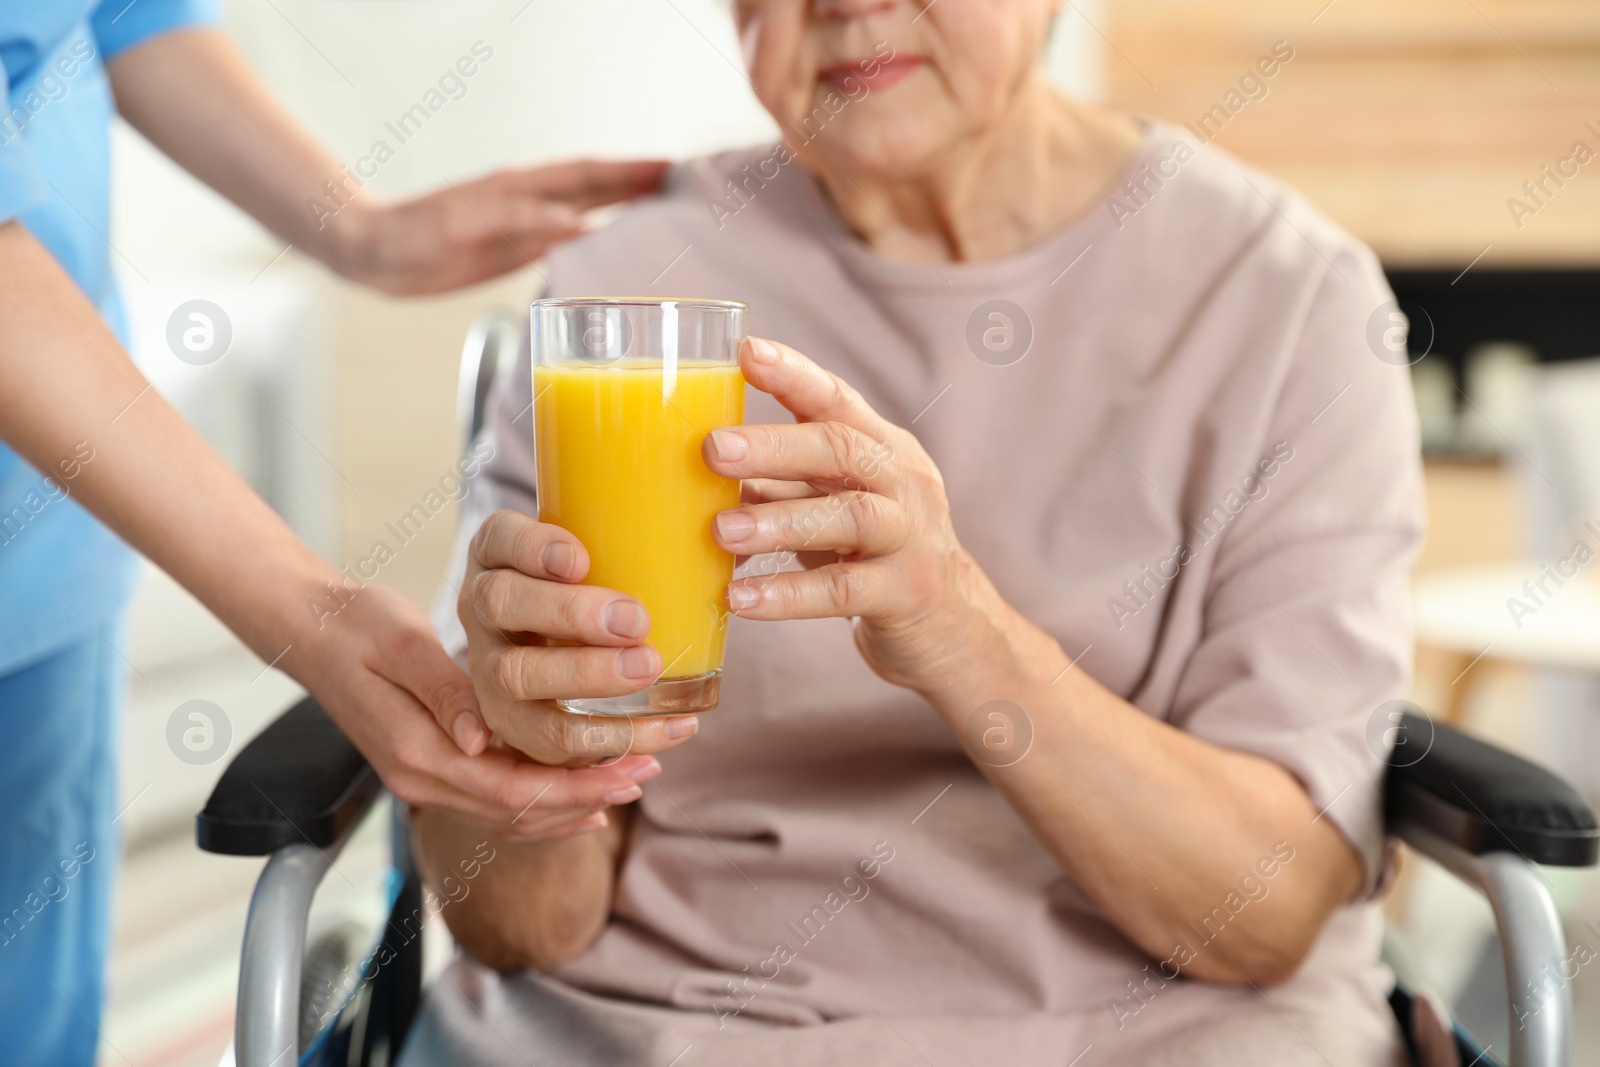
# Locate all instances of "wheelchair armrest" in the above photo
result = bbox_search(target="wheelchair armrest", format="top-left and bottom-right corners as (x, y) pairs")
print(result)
(1384, 712), (1599, 868)
(197, 696), (382, 856)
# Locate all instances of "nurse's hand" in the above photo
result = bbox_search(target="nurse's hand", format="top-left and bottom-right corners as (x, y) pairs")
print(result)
(334, 160), (670, 296)
(704, 337), (1008, 696)
(290, 583), (660, 842)
(457, 510), (702, 770)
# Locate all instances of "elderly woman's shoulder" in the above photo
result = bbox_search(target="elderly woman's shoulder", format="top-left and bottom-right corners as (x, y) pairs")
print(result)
(1111, 121), (1383, 287)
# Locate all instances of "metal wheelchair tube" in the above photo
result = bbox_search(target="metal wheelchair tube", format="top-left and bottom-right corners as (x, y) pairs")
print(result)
(456, 308), (518, 454)
(1401, 825), (1569, 1067)
(237, 841), (344, 1067)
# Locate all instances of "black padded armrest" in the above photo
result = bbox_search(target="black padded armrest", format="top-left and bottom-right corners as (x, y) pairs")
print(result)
(1384, 712), (1599, 867)
(196, 697), (382, 856)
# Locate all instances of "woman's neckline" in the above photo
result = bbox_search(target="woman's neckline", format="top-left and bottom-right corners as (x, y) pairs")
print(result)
(795, 117), (1165, 294)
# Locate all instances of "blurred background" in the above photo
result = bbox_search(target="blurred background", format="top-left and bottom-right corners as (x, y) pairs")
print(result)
(105, 1), (1600, 1064)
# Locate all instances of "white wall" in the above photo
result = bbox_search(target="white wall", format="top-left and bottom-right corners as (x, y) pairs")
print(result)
(221, 0), (1102, 189)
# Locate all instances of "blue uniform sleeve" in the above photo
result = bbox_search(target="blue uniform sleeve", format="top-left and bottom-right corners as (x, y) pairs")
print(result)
(0, 78), (49, 226)
(91, 0), (223, 61)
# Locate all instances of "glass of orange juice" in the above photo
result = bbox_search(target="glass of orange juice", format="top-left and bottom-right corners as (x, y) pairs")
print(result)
(531, 297), (747, 716)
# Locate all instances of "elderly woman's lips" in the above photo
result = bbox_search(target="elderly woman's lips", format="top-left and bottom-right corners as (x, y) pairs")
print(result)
(818, 56), (925, 93)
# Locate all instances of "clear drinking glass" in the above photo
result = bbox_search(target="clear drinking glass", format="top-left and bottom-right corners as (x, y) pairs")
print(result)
(531, 298), (747, 716)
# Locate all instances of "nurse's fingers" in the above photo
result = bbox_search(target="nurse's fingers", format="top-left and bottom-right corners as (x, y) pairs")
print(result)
(479, 696), (700, 768)
(496, 755), (660, 833)
(517, 159), (672, 211)
(525, 808), (610, 840)
(382, 611), (493, 758)
(468, 802), (608, 844)
(383, 719), (654, 826)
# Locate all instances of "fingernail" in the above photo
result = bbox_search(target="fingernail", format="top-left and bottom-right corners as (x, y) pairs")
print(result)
(710, 428), (748, 462)
(604, 784), (643, 805)
(577, 811), (609, 832)
(749, 337), (780, 365)
(452, 712), (487, 755)
(604, 599), (648, 639)
(727, 584), (759, 611)
(716, 511), (755, 544)
(626, 757), (662, 783)
(542, 540), (576, 579)
(665, 716), (700, 739)
(618, 645), (659, 679)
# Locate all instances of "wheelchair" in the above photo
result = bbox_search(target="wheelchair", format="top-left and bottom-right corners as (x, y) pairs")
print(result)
(198, 311), (1600, 1067)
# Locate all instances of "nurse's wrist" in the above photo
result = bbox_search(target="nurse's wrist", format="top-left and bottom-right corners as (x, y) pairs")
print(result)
(314, 196), (383, 285)
(248, 555), (360, 674)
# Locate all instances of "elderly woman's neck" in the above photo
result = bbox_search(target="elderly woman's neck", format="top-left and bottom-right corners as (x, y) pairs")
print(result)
(813, 84), (1142, 266)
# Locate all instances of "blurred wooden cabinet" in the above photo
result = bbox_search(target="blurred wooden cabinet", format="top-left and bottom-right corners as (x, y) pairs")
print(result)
(1103, 0), (1600, 265)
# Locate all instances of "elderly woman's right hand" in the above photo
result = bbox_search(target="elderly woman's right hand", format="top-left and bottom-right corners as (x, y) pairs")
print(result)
(458, 510), (702, 769)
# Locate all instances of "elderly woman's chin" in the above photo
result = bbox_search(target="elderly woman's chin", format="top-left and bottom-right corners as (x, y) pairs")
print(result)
(793, 105), (969, 182)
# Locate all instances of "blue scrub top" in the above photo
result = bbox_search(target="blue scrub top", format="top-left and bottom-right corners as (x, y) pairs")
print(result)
(0, 0), (219, 675)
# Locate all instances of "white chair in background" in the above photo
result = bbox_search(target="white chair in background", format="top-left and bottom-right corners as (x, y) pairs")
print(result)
(1518, 358), (1600, 801)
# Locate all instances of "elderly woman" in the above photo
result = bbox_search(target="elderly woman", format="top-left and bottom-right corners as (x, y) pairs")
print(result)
(407, 1), (1422, 1064)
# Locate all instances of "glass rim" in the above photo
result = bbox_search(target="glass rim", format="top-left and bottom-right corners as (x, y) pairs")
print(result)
(532, 296), (747, 314)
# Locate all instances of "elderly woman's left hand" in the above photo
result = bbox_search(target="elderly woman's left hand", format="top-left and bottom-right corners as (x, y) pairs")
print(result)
(704, 336), (1003, 693)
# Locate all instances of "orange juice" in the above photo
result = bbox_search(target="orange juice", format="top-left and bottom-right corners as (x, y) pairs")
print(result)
(534, 360), (745, 679)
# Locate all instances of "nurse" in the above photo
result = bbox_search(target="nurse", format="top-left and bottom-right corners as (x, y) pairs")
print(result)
(0, 3), (670, 1062)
